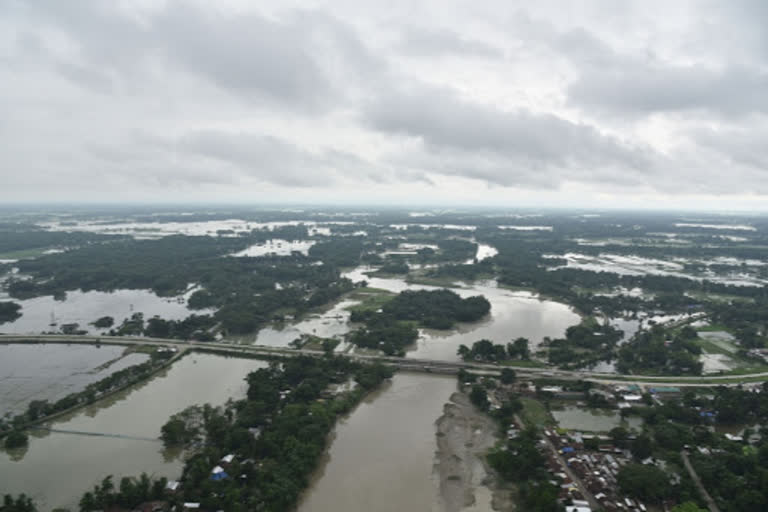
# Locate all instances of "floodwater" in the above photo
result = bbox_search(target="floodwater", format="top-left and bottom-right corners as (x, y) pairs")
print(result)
(249, 299), (360, 348)
(0, 343), (148, 416)
(231, 239), (316, 257)
(473, 243), (498, 262)
(297, 373), (456, 512)
(551, 406), (643, 432)
(0, 289), (205, 335)
(40, 219), (353, 239)
(551, 252), (768, 287)
(343, 267), (580, 360)
(0, 352), (267, 511)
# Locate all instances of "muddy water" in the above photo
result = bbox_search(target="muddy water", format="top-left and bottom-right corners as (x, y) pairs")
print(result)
(344, 267), (579, 360)
(0, 353), (267, 511)
(1, 289), (206, 335)
(297, 373), (456, 512)
(0, 343), (148, 416)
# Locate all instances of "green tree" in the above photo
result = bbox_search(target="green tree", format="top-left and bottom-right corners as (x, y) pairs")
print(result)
(500, 368), (516, 385)
(617, 464), (669, 503)
(1, 494), (37, 512)
(4, 430), (28, 449)
(670, 502), (707, 512)
(469, 384), (490, 411)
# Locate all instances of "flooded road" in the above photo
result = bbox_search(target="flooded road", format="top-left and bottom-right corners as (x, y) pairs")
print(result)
(297, 373), (456, 512)
(0, 352), (267, 511)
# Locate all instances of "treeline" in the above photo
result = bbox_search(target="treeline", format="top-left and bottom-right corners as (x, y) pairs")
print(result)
(105, 312), (218, 341)
(0, 228), (127, 254)
(79, 474), (168, 512)
(457, 338), (530, 362)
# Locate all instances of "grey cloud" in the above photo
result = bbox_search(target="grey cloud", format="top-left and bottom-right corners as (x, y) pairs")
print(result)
(176, 130), (381, 187)
(13, 1), (378, 111)
(568, 63), (768, 117)
(508, 10), (768, 117)
(365, 85), (655, 188)
(396, 27), (503, 58)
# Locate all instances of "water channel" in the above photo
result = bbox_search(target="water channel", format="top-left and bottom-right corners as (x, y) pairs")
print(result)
(0, 352), (267, 511)
(297, 372), (457, 512)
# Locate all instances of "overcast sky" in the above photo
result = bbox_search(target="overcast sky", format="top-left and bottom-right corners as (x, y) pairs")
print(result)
(2, 0), (768, 209)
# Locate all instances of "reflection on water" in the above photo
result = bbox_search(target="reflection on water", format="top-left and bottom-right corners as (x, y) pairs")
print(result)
(297, 373), (456, 512)
(1, 289), (205, 335)
(0, 353), (267, 511)
(0, 343), (148, 416)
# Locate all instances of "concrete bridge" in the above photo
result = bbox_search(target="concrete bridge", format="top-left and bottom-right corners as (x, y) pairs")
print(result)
(2, 333), (767, 386)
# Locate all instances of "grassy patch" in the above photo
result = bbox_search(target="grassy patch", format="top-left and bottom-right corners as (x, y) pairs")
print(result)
(519, 397), (554, 428)
(345, 288), (395, 314)
(695, 324), (733, 333)
(695, 338), (735, 356)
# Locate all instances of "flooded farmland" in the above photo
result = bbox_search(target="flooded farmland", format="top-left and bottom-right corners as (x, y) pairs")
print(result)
(0, 352), (267, 511)
(0, 343), (148, 416)
(0, 288), (206, 335)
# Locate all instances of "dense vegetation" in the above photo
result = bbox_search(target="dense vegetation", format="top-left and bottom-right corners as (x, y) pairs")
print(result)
(79, 474), (168, 512)
(380, 289), (490, 329)
(618, 325), (703, 375)
(0, 301), (22, 324)
(546, 318), (624, 369)
(3, 430), (28, 449)
(0, 495), (36, 512)
(457, 337), (530, 362)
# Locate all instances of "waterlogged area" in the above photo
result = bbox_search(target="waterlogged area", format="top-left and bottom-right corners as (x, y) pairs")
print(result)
(550, 252), (768, 287)
(231, 239), (316, 257)
(298, 373), (456, 512)
(551, 406), (643, 432)
(249, 299), (360, 347)
(39, 218), (355, 239)
(0, 352), (267, 510)
(0, 343), (148, 416)
(0, 289), (204, 335)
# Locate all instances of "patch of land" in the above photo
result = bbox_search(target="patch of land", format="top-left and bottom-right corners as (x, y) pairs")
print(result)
(434, 392), (514, 512)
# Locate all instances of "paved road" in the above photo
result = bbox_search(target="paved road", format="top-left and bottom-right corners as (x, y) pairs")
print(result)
(2, 334), (768, 386)
(514, 413), (601, 511)
(681, 450), (721, 512)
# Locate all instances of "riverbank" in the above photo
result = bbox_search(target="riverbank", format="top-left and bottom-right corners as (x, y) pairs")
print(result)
(434, 391), (514, 512)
